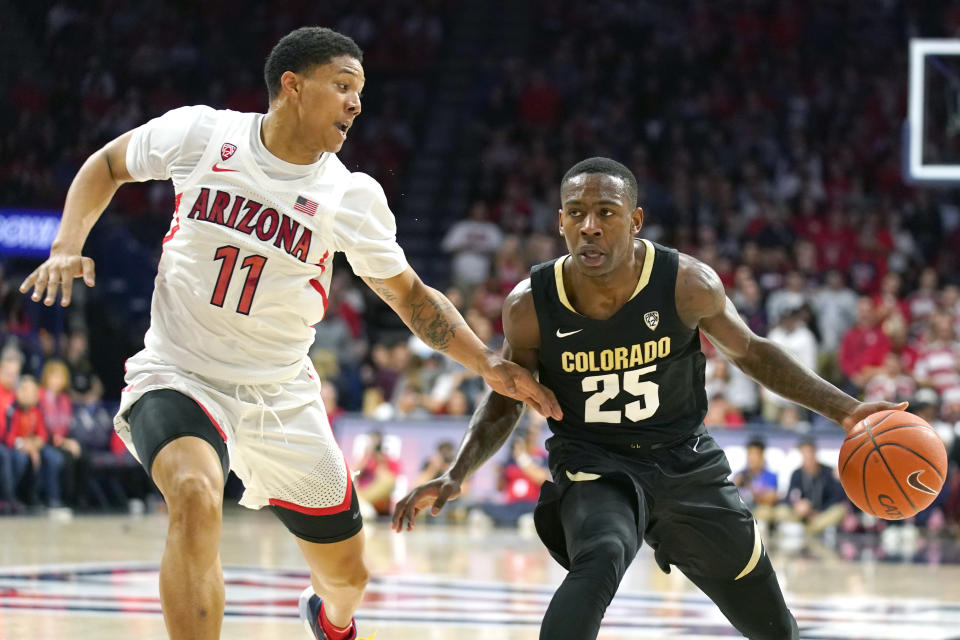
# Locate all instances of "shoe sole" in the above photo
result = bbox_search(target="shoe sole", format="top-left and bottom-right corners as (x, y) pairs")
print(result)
(298, 586), (319, 639)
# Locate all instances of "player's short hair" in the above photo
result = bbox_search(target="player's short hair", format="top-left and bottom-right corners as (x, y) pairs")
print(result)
(746, 437), (766, 451)
(561, 157), (639, 208)
(264, 27), (363, 101)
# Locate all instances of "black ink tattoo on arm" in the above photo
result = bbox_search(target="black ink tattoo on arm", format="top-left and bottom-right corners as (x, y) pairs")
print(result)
(366, 277), (398, 303)
(407, 291), (466, 352)
(449, 390), (524, 483)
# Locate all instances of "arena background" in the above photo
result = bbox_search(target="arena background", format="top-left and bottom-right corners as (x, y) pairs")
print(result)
(3, 0), (960, 597)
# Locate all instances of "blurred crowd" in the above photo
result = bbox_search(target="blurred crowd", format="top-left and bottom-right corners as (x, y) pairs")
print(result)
(3, 0), (960, 534)
(0, 337), (149, 516)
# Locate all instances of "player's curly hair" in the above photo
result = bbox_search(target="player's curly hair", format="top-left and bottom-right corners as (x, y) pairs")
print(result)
(264, 27), (363, 101)
(562, 157), (639, 208)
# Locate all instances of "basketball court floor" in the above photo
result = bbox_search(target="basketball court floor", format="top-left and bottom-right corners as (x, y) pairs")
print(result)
(2, 509), (960, 639)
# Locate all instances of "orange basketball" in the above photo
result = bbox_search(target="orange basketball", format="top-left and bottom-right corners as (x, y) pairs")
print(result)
(838, 410), (947, 520)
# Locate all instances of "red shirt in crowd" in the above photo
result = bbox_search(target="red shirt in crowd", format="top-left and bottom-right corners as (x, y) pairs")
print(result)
(0, 385), (14, 419)
(4, 405), (47, 447)
(502, 463), (542, 503)
(39, 389), (73, 445)
(839, 326), (891, 379)
(502, 448), (547, 504)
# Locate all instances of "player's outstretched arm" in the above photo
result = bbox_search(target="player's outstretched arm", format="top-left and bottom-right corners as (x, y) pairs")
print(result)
(682, 255), (905, 433)
(391, 280), (541, 532)
(20, 131), (135, 307)
(362, 271), (561, 419)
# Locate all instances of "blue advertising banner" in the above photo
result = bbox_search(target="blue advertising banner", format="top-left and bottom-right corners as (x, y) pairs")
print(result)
(0, 209), (61, 258)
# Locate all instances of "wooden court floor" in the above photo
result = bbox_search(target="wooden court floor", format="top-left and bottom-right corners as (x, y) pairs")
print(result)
(2, 509), (960, 639)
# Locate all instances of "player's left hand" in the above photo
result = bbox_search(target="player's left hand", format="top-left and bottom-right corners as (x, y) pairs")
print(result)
(479, 357), (562, 420)
(841, 401), (909, 434)
(391, 474), (463, 533)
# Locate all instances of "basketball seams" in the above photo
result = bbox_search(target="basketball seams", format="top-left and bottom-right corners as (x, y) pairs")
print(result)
(875, 442), (946, 482)
(863, 419), (918, 515)
(841, 410), (895, 472)
(861, 448), (875, 517)
(840, 425), (937, 475)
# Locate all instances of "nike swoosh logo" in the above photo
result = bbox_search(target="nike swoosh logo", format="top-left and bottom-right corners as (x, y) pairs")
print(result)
(556, 329), (583, 338)
(907, 470), (938, 496)
(566, 470), (601, 482)
(211, 163), (238, 172)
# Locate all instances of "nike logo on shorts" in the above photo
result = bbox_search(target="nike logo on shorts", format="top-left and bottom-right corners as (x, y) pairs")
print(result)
(212, 163), (239, 172)
(566, 470), (601, 482)
(556, 328), (583, 338)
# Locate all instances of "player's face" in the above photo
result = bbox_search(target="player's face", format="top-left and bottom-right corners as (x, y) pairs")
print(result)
(559, 173), (643, 276)
(297, 56), (364, 153)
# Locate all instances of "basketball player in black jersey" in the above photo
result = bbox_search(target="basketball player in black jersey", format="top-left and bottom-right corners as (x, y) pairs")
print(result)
(393, 157), (905, 639)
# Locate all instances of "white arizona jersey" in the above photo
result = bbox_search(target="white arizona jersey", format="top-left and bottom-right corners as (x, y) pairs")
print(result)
(125, 106), (407, 383)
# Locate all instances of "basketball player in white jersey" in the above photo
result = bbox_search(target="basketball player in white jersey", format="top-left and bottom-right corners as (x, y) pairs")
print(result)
(19, 27), (561, 640)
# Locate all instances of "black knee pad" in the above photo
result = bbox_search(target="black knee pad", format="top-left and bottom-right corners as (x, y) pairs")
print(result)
(686, 554), (798, 640)
(127, 389), (229, 482)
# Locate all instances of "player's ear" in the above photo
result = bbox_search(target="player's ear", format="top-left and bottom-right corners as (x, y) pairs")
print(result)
(557, 209), (564, 236)
(279, 71), (301, 100)
(632, 207), (644, 235)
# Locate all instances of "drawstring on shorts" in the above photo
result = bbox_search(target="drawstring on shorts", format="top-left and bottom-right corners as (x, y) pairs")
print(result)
(236, 382), (286, 444)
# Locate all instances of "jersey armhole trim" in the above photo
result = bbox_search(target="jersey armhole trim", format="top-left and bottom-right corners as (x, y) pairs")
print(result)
(627, 238), (656, 301)
(553, 256), (576, 313)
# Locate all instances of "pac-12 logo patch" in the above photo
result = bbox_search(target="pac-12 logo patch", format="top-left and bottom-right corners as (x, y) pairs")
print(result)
(644, 311), (660, 330)
(220, 143), (237, 161)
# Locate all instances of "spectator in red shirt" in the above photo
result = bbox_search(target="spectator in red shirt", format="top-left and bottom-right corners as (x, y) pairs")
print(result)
(864, 352), (916, 404)
(813, 208), (855, 272)
(472, 434), (550, 528)
(872, 272), (909, 330)
(912, 312), (960, 396)
(0, 348), (20, 416)
(5, 376), (64, 508)
(839, 297), (891, 391)
(354, 431), (401, 517)
(0, 349), (25, 513)
(40, 360), (81, 507)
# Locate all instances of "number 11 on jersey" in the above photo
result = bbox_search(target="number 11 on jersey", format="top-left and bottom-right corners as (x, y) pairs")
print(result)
(210, 245), (267, 315)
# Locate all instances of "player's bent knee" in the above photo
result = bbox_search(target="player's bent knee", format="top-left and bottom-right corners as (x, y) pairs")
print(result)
(572, 532), (631, 574)
(318, 556), (369, 593)
(165, 472), (222, 524)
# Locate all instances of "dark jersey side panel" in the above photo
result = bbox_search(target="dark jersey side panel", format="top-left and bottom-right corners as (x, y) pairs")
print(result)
(530, 241), (707, 446)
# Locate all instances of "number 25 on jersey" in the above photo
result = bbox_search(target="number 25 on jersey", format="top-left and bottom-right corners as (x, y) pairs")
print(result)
(582, 365), (660, 424)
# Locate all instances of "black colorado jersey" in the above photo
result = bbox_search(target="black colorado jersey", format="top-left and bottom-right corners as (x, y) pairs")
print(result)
(530, 240), (707, 446)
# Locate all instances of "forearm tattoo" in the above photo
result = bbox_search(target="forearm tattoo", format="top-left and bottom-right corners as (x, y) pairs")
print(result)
(450, 391), (524, 482)
(407, 292), (466, 352)
(366, 277), (397, 303)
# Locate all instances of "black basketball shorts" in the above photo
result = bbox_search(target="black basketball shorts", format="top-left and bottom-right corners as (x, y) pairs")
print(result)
(533, 424), (761, 581)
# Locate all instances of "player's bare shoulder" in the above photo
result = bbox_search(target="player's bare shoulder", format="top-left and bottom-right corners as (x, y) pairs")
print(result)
(674, 252), (726, 328)
(502, 278), (541, 351)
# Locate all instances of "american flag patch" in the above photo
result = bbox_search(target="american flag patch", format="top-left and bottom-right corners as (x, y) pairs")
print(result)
(294, 195), (318, 216)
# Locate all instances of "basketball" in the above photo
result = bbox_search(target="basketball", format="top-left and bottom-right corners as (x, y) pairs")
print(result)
(839, 410), (948, 520)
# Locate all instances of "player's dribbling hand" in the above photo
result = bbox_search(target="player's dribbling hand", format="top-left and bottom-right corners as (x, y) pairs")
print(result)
(19, 253), (96, 307)
(391, 474), (462, 533)
(480, 358), (562, 420)
(841, 400), (908, 435)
